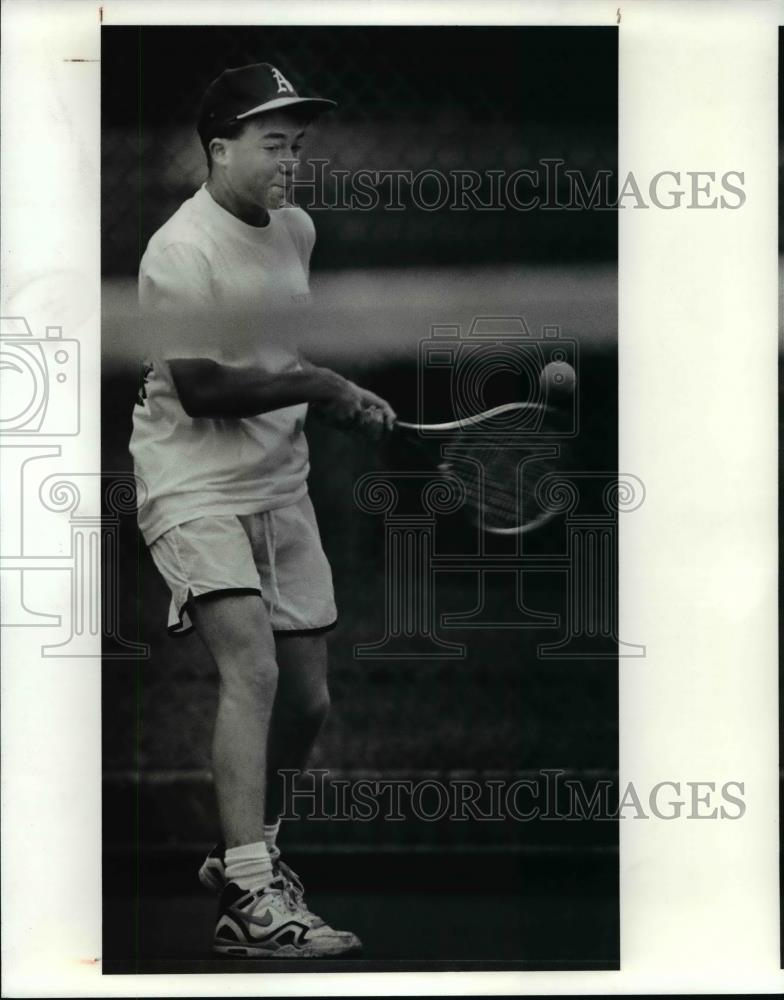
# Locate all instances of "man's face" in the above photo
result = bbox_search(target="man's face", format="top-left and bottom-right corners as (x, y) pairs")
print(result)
(215, 112), (308, 210)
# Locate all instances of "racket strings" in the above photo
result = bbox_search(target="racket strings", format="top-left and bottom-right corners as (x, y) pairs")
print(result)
(446, 439), (563, 530)
(396, 405), (573, 534)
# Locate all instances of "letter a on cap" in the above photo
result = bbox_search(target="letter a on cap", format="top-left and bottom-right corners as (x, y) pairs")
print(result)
(271, 67), (295, 94)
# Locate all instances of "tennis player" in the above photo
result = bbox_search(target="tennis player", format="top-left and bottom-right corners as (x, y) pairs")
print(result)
(130, 63), (395, 958)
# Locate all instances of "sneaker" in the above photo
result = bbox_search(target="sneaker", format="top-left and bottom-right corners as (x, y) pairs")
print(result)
(214, 878), (362, 958)
(198, 842), (227, 893)
(199, 842), (305, 902)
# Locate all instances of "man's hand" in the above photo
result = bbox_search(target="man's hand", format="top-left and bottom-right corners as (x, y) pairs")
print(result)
(353, 386), (397, 440)
(312, 369), (396, 440)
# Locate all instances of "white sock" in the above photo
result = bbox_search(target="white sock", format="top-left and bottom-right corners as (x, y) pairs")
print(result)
(264, 819), (281, 859)
(224, 841), (274, 892)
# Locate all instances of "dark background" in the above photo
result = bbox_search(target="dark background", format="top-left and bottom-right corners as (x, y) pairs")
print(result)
(102, 25), (617, 274)
(102, 24), (619, 972)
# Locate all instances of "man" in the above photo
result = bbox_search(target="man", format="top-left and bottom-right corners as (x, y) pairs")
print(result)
(130, 62), (395, 958)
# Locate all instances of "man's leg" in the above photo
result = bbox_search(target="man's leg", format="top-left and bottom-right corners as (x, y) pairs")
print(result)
(265, 632), (330, 823)
(187, 590), (359, 954)
(190, 612), (360, 956)
(188, 593), (278, 847)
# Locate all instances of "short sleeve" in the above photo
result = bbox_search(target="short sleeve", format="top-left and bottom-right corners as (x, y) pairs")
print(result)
(138, 242), (221, 363)
(139, 242), (213, 313)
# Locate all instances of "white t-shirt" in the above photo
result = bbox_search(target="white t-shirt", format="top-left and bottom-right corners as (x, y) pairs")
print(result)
(130, 184), (316, 545)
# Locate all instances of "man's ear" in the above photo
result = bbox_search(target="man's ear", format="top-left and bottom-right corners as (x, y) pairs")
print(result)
(209, 137), (230, 167)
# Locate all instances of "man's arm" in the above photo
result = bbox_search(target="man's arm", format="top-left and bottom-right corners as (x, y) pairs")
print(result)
(297, 355), (397, 432)
(170, 358), (395, 435)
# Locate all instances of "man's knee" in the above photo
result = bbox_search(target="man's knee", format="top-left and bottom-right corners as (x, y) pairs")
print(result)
(278, 687), (330, 733)
(217, 637), (278, 698)
(304, 689), (330, 730)
(190, 593), (277, 696)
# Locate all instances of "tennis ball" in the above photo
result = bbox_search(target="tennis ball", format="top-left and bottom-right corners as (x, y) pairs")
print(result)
(539, 361), (576, 399)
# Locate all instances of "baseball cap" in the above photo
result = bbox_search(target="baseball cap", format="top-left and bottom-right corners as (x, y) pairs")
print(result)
(198, 63), (336, 144)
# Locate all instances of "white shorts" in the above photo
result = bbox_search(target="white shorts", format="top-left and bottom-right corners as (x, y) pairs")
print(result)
(148, 494), (337, 636)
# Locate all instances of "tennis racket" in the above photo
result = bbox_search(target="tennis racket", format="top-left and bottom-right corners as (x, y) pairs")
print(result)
(390, 401), (576, 535)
